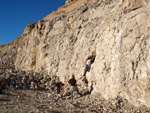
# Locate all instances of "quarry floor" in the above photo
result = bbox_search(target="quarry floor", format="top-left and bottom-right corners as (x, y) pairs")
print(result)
(0, 89), (150, 113)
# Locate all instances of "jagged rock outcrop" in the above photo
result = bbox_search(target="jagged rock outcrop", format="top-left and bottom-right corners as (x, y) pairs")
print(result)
(1, 0), (150, 108)
(43, 0), (96, 21)
(0, 36), (22, 69)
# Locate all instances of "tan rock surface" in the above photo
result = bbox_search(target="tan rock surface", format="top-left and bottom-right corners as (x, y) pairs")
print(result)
(1, 0), (150, 108)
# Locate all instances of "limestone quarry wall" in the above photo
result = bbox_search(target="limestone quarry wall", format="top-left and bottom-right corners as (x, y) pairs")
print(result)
(1, 0), (150, 107)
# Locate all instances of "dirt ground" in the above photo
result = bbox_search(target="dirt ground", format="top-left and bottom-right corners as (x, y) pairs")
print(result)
(1, 89), (150, 113)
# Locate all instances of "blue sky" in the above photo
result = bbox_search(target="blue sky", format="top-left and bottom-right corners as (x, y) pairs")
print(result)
(0, 0), (66, 45)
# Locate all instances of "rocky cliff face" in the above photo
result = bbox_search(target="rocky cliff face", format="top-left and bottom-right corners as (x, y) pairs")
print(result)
(1, 0), (150, 107)
(0, 36), (22, 69)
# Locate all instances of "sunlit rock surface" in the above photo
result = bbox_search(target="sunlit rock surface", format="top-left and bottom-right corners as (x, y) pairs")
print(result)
(1, 0), (150, 107)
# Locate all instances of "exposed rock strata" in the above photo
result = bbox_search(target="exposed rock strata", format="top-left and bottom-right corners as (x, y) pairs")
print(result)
(1, 0), (150, 108)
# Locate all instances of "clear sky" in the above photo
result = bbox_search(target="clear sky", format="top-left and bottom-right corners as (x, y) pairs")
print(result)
(0, 0), (66, 45)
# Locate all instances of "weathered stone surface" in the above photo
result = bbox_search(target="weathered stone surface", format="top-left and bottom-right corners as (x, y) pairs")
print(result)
(1, 0), (150, 108)
(0, 36), (22, 69)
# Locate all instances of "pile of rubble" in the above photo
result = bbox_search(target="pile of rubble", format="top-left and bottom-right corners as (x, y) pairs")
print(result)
(0, 68), (62, 91)
(0, 68), (92, 97)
